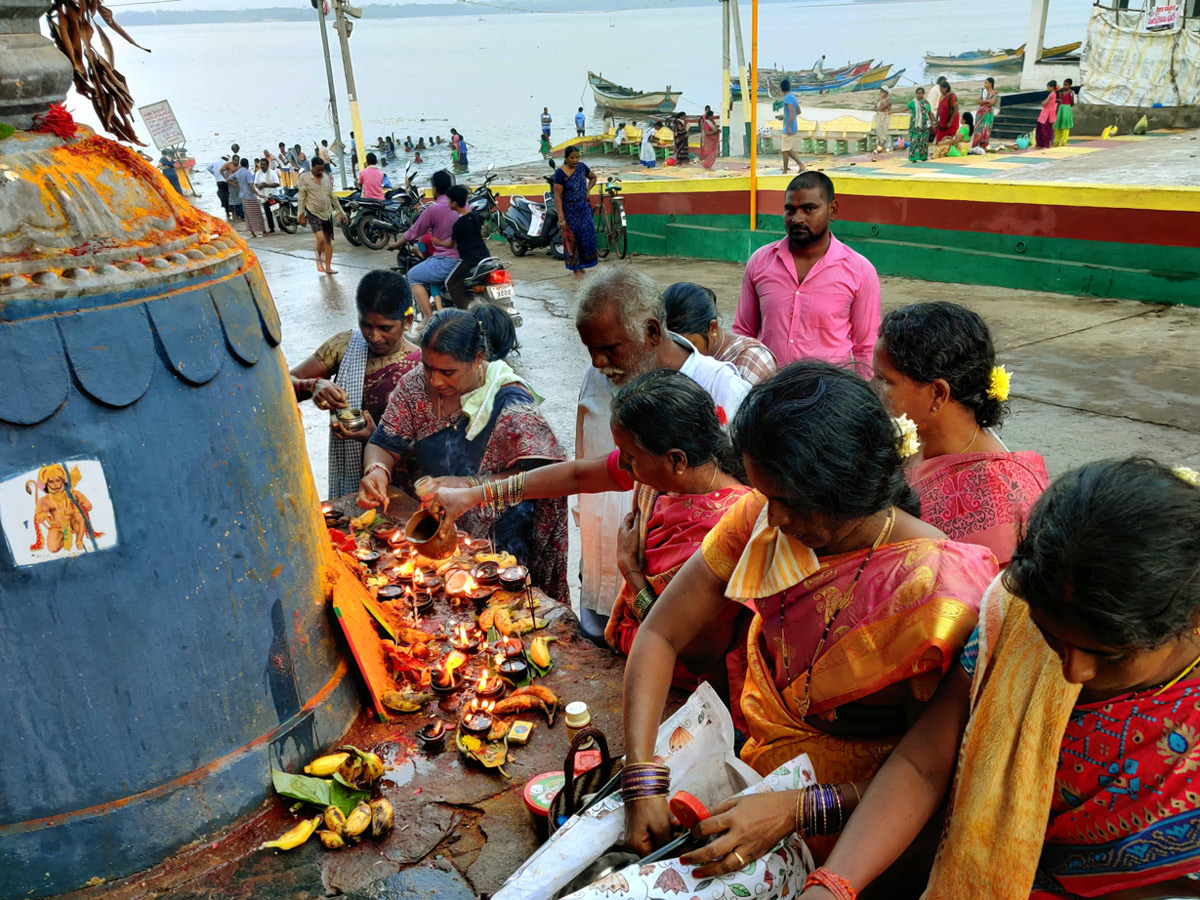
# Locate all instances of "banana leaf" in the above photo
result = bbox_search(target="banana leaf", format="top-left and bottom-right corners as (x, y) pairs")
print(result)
(269, 769), (368, 816)
(330, 775), (370, 816)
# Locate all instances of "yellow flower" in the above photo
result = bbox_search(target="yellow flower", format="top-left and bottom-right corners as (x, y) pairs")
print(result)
(893, 414), (920, 460)
(1174, 467), (1200, 488)
(987, 365), (1011, 402)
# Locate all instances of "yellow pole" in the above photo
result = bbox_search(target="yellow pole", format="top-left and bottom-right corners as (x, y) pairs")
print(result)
(749, 0), (758, 231)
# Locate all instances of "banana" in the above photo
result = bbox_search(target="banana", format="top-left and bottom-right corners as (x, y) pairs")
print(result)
(258, 815), (320, 851)
(343, 802), (372, 838)
(477, 607), (496, 632)
(323, 805), (347, 835)
(318, 829), (346, 850)
(493, 608), (514, 636)
(511, 684), (559, 706)
(304, 751), (351, 776)
(511, 616), (548, 636)
(487, 720), (510, 742)
(338, 757), (363, 786)
(359, 751), (386, 783)
(382, 690), (435, 712)
(370, 798), (395, 838)
(529, 636), (552, 669)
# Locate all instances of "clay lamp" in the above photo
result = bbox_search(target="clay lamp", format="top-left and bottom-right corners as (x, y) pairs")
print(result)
(460, 699), (495, 736)
(474, 669), (505, 701)
(497, 656), (529, 683)
(498, 565), (530, 593)
(321, 503), (340, 525)
(464, 537), (492, 556)
(377, 585), (405, 602)
(391, 558), (416, 584)
(431, 651), (467, 695)
(471, 562), (502, 588)
(414, 570), (443, 595)
(450, 622), (482, 655)
(354, 548), (382, 569)
(373, 524), (400, 545)
(494, 636), (524, 660)
(416, 720), (448, 751)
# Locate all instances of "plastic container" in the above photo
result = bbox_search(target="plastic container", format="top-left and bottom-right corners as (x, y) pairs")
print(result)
(565, 701), (593, 747)
(523, 770), (566, 838)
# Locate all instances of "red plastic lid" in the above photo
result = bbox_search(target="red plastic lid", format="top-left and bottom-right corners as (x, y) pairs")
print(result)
(573, 749), (602, 778)
(669, 791), (710, 829)
(523, 771), (565, 818)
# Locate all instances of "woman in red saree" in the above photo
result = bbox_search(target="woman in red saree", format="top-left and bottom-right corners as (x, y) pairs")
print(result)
(620, 362), (997, 877)
(799, 458), (1200, 900)
(700, 106), (720, 169)
(291, 269), (422, 497)
(873, 301), (1048, 565)
(426, 369), (751, 698)
(934, 80), (959, 142)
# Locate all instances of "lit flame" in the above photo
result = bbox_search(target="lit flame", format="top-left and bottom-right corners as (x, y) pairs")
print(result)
(493, 652), (505, 668)
(464, 575), (479, 593)
(354, 548), (374, 560)
(444, 651), (467, 678)
(321, 503), (333, 514)
(398, 559), (415, 577)
(414, 569), (425, 586)
(454, 623), (470, 643)
(477, 670), (490, 691)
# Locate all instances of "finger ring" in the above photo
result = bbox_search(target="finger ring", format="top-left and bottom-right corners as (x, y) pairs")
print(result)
(731, 850), (746, 867)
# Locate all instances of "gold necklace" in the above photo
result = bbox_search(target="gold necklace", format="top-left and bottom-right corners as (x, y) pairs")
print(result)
(783, 507), (896, 717)
(956, 425), (981, 455)
(1153, 647), (1200, 696)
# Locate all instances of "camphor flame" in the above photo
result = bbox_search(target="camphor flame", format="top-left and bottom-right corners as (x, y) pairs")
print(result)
(444, 651), (467, 678)
(477, 670), (491, 691)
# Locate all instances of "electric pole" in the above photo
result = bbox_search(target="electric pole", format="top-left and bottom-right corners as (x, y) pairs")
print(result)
(332, 0), (366, 176)
(314, 0), (347, 189)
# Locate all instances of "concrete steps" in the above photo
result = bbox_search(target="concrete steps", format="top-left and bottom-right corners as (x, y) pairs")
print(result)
(991, 103), (1042, 141)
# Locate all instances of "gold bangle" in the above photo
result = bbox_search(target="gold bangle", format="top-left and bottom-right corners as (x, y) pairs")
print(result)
(794, 788), (804, 836)
(847, 781), (862, 805)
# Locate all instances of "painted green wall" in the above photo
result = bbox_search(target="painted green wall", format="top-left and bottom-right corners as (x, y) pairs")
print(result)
(626, 213), (1200, 307)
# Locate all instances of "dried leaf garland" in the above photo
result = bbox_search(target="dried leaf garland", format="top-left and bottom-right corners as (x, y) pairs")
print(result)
(46, 0), (148, 143)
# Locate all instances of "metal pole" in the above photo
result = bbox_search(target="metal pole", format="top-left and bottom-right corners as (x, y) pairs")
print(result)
(729, 0), (751, 154)
(333, 1), (367, 176)
(721, 0), (731, 157)
(316, 2), (347, 189)
(749, 0), (758, 231)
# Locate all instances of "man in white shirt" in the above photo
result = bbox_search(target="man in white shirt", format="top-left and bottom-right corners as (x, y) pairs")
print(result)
(572, 266), (750, 642)
(253, 158), (280, 234)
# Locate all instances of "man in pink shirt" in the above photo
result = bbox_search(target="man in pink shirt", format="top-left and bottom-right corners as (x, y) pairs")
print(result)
(357, 152), (385, 201)
(734, 171), (881, 376)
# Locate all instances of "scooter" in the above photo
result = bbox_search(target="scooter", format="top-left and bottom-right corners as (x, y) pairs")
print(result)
(500, 159), (565, 260)
(393, 248), (522, 326)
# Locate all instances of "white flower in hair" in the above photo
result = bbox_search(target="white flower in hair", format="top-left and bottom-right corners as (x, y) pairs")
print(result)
(893, 414), (920, 460)
(1174, 466), (1200, 488)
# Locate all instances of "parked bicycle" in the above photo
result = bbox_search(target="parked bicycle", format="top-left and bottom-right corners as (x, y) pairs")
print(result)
(594, 175), (628, 259)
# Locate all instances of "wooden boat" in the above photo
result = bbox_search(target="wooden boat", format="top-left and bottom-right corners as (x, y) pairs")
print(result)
(1040, 40), (1082, 60)
(736, 59), (873, 96)
(588, 72), (681, 114)
(924, 45), (1025, 70)
(848, 67), (905, 92)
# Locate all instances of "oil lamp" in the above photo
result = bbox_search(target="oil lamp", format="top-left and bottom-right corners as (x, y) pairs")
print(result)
(460, 699), (495, 735)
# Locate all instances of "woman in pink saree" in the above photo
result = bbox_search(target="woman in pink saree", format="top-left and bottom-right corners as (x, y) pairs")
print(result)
(699, 106), (720, 169)
(873, 302), (1048, 565)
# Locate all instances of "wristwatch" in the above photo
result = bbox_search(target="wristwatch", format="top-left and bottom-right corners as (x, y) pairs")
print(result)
(631, 586), (658, 621)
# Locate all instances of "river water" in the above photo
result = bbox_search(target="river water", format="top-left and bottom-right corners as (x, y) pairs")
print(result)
(74, 0), (1090, 178)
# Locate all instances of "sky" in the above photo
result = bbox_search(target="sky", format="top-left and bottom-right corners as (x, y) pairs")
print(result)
(113, 0), (458, 8)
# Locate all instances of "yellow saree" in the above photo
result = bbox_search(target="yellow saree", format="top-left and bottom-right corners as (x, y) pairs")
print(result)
(702, 492), (999, 780)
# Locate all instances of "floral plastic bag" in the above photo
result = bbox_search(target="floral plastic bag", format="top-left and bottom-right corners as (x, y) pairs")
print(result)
(493, 682), (815, 900)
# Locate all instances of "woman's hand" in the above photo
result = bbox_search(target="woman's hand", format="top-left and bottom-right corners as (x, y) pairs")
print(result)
(357, 468), (390, 508)
(798, 890), (835, 900)
(331, 409), (375, 442)
(616, 510), (642, 578)
(679, 792), (797, 878)
(424, 484), (482, 523)
(312, 379), (348, 411)
(624, 795), (673, 856)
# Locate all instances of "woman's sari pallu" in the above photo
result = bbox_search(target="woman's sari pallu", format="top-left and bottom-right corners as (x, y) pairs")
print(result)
(701, 491), (999, 782)
(925, 580), (1200, 899)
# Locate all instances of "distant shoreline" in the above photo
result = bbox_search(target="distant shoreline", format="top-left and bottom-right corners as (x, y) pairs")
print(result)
(116, 0), (824, 26)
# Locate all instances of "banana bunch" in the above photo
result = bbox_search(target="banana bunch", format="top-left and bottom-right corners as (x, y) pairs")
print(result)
(314, 799), (395, 850)
(338, 744), (386, 786)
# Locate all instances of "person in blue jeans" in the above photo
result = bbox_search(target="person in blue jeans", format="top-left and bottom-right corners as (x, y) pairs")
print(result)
(397, 169), (461, 319)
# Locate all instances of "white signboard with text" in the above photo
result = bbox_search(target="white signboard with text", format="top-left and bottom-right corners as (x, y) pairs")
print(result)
(138, 100), (186, 150)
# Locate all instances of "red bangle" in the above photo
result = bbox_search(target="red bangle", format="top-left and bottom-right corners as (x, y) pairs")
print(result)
(803, 867), (857, 900)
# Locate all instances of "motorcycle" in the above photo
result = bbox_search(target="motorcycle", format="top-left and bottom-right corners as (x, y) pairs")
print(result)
(355, 163), (428, 251)
(500, 159), (565, 260)
(266, 187), (299, 234)
(469, 163), (502, 240)
(338, 188), (364, 246)
(393, 247), (522, 326)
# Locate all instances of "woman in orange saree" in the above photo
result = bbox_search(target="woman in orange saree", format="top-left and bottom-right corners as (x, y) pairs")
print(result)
(873, 302), (1048, 566)
(620, 362), (998, 876)
(799, 459), (1200, 900)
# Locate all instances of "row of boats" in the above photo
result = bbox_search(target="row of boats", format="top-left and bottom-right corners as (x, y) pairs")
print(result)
(587, 39), (1081, 113)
